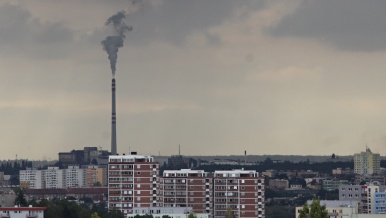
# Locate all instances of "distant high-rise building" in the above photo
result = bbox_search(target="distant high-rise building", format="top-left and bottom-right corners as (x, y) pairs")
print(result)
(354, 146), (380, 175)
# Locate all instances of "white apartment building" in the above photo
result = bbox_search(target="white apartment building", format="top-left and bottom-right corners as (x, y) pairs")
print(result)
(129, 207), (209, 218)
(0, 206), (46, 218)
(45, 167), (64, 189)
(19, 169), (44, 189)
(65, 166), (85, 188)
(20, 165), (106, 189)
(354, 147), (381, 175)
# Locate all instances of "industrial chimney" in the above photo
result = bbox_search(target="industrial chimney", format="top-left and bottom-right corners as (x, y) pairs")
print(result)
(111, 78), (117, 155)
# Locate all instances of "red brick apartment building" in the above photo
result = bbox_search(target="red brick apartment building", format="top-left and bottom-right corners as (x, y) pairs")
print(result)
(213, 170), (265, 218)
(108, 154), (160, 216)
(160, 169), (213, 214)
(108, 154), (265, 218)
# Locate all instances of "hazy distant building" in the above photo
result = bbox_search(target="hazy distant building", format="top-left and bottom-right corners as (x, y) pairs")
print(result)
(355, 174), (385, 185)
(269, 179), (288, 189)
(20, 169), (44, 189)
(354, 147), (381, 175)
(20, 166), (107, 189)
(322, 179), (349, 191)
(58, 146), (108, 167)
(167, 155), (197, 169)
(45, 167), (65, 189)
(65, 166), (85, 188)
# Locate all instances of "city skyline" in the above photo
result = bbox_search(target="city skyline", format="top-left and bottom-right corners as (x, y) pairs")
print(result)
(1, 0), (386, 160)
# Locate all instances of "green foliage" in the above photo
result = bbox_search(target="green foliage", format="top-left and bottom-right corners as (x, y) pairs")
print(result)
(162, 216), (172, 218)
(225, 207), (235, 218)
(93, 181), (102, 187)
(265, 205), (295, 218)
(35, 198), (119, 218)
(14, 189), (28, 206)
(188, 212), (197, 218)
(316, 189), (339, 200)
(134, 214), (153, 218)
(298, 199), (328, 218)
(91, 212), (101, 218)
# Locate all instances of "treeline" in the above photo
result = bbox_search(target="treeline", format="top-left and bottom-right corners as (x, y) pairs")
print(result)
(28, 199), (124, 218)
(195, 159), (353, 174)
(0, 160), (32, 175)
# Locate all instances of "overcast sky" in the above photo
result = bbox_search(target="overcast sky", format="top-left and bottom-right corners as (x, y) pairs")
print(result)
(1, 0), (386, 160)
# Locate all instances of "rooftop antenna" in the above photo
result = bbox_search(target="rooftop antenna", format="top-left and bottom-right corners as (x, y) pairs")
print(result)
(179, 144), (181, 156)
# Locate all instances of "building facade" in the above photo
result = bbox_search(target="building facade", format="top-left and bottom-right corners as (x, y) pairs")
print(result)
(354, 147), (381, 175)
(0, 206), (46, 218)
(108, 154), (160, 216)
(374, 192), (386, 214)
(339, 184), (386, 214)
(213, 169), (264, 218)
(161, 169), (212, 214)
(20, 166), (107, 189)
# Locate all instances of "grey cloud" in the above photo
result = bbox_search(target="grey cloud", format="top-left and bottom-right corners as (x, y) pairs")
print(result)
(0, 3), (74, 58)
(268, 0), (386, 51)
(124, 0), (267, 46)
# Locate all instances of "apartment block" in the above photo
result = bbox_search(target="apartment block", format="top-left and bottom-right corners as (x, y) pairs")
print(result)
(108, 154), (160, 216)
(213, 169), (264, 218)
(45, 167), (64, 189)
(161, 169), (212, 214)
(354, 147), (381, 175)
(129, 207), (210, 218)
(20, 166), (107, 189)
(339, 184), (386, 214)
(20, 169), (44, 189)
(374, 192), (386, 214)
(65, 166), (85, 188)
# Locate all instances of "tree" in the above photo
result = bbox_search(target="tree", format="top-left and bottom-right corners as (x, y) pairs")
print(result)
(93, 181), (102, 187)
(91, 212), (101, 218)
(298, 199), (328, 218)
(14, 189), (28, 206)
(188, 212), (197, 218)
(225, 207), (235, 218)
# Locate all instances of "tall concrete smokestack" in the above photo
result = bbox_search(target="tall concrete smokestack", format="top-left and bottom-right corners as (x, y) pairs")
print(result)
(111, 78), (117, 155)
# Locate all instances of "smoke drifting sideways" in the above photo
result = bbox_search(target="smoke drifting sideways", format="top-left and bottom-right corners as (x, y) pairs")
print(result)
(101, 11), (132, 77)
